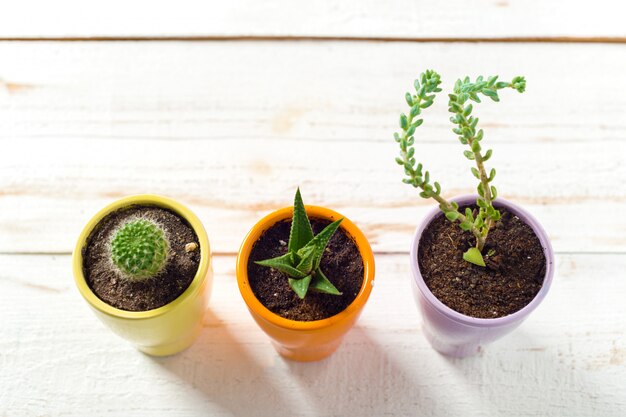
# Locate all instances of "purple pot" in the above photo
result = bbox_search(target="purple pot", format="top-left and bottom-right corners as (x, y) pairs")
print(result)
(410, 195), (554, 357)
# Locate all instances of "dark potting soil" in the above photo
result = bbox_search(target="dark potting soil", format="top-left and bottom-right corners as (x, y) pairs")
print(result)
(83, 205), (200, 311)
(247, 218), (364, 321)
(418, 206), (546, 319)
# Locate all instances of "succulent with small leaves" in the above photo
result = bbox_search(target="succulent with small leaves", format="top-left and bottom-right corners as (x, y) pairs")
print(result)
(110, 219), (169, 281)
(255, 188), (343, 299)
(394, 70), (526, 266)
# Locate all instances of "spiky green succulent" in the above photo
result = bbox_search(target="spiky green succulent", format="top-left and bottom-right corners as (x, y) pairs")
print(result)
(255, 188), (343, 299)
(110, 219), (169, 281)
(394, 70), (526, 266)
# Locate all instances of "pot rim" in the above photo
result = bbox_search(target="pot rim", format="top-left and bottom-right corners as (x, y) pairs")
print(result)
(236, 205), (375, 331)
(410, 194), (554, 327)
(72, 194), (211, 320)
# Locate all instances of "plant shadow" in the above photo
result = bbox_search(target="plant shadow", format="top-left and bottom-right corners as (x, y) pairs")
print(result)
(149, 309), (298, 417)
(150, 316), (432, 417)
(281, 326), (433, 416)
(438, 328), (610, 415)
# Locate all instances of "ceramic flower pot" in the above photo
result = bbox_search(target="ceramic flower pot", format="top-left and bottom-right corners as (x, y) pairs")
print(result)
(410, 195), (554, 357)
(237, 205), (375, 362)
(73, 194), (213, 356)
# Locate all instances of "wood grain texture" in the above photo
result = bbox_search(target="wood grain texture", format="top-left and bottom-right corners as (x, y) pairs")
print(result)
(0, 42), (625, 254)
(0, 1), (625, 40)
(1, 253), (624, 417)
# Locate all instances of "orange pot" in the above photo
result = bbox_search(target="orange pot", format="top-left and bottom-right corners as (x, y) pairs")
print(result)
(236, 205), (375, 361)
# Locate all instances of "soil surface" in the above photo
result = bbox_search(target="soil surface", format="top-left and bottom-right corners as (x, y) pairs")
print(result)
(83, 205), (200, 311)
(248, 218), (364, 321)
(418, 206), (546, 318)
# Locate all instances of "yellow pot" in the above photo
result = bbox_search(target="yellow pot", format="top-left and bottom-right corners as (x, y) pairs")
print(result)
(72, 195), (213, 356)
(237, 205), (375, 361)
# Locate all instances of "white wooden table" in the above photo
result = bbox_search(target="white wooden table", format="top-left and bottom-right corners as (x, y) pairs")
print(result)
(1, 2), (625, 416)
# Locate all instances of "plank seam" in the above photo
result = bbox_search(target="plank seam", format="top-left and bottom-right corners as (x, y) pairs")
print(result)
(0, 35), (625, 44)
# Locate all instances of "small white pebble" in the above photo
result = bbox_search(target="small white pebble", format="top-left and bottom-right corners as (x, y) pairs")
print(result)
(527, 256), (531, 259)
(279, 240), (287, 246)
(273, 293), (278, 297)
(185, 242), (198, 252)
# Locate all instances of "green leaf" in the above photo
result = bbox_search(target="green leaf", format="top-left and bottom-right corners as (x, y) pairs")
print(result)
(463, 247), (486, 267)
(469, 93), (481, 103)
(459, 221), (472, 231)
(482, 88), (498, 98)
(308, 218), (343, 269)
(310, 269), (342, 296)
(491, 185), (498, 199)
(255, 253), (307, 279)
(464, 150), (475, 160)
(288, 188), (314, 252)
(483, 149), (492, 161)
(405, 92), (413, 106)
(412, 119), (424, 128)
(488, 168), (496, 182)
(400, 114), (408, 130)
(471, 167), (480, 179)
(511, 76), (526, 93)
(474, 214), (484, 229)
(289, 275), (313, 299)
(445, 211), (460, 221)
(295, 244), (315, 275)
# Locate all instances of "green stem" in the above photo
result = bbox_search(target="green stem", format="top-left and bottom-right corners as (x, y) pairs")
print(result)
(467, 140), (491, 251)
(399, 143), (484, 245)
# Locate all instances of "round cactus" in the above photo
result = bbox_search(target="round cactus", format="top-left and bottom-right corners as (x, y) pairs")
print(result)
(110, 219), (169, 281)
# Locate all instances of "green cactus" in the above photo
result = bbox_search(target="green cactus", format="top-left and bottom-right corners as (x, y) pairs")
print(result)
(110, 219), (169, 281)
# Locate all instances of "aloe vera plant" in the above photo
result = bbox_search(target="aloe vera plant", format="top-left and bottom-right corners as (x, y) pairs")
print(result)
(394, 70), (526, 266)
(110, 219), (169, 280)
(256, 189), (343, 299)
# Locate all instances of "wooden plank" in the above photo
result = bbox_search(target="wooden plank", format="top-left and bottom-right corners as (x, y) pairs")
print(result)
(1, 42), (625, 144)
(1, 42), (624, 254)
(0, 137), (624, 254)
(0, 1), (625, 40)
(1, 253), (624, 416)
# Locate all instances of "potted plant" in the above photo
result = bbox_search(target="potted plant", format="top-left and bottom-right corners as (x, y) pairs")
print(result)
(394, 70), (554, 357)
(236, 189), (375, 361)
(72, 194), (213, 356)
